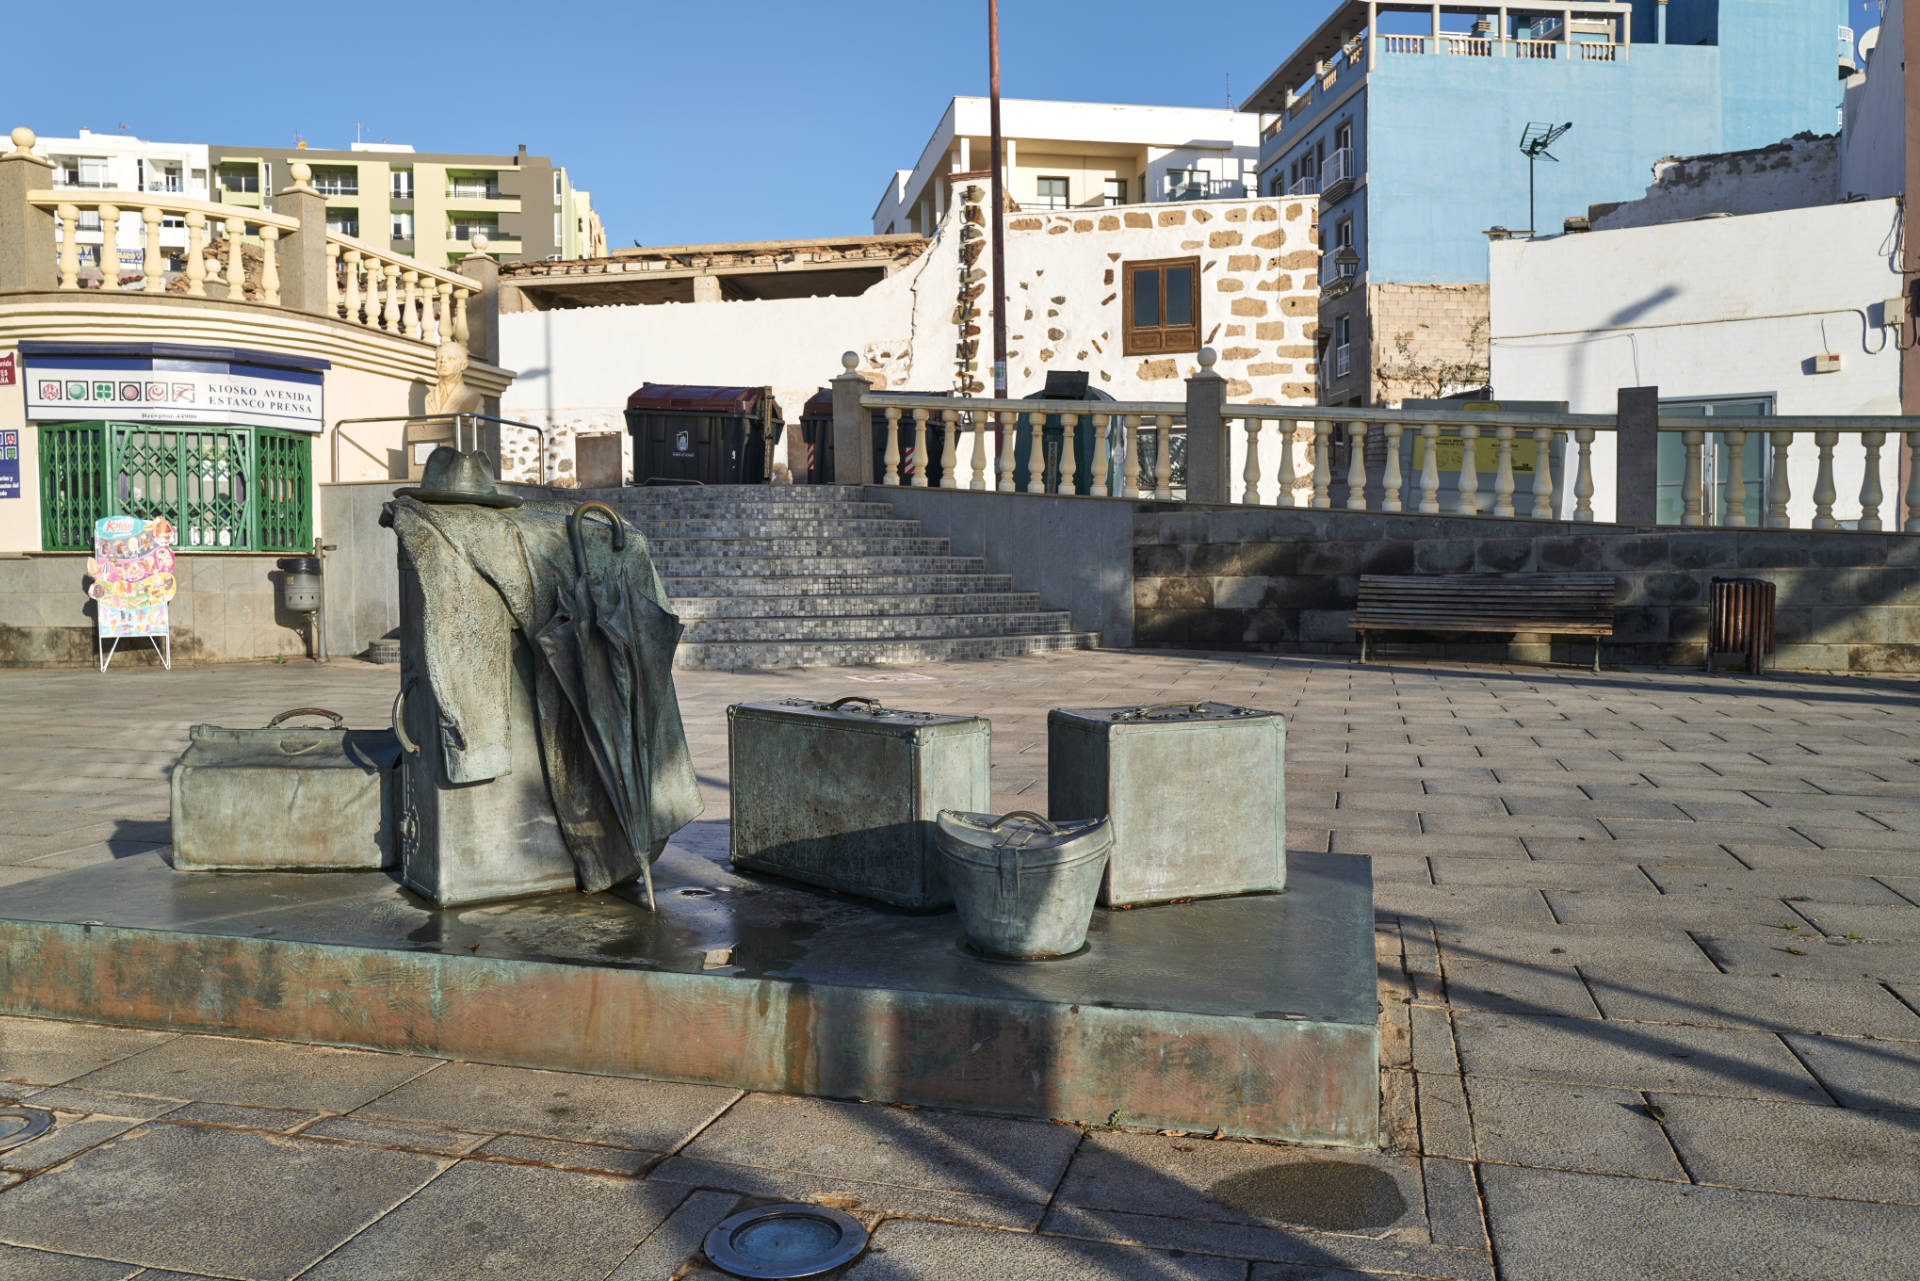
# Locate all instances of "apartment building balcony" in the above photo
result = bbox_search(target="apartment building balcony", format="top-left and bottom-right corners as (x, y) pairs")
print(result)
(443, 186), (522, 213)
(1320, 147), (1356, 202)
(1838, 25), (1855, 75)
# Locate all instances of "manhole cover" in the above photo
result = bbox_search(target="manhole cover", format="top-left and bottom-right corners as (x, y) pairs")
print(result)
(0, 1106), (55, 1153)
(704, 1203), (867, 1278)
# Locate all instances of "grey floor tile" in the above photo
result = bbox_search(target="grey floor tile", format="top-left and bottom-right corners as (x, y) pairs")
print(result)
(1521, 837), (1744, 867)
(1431, 922), (1716, 972)
(1543, 890), (1810, 933)
(0, 1117), (137, 1174)
(1581, 969), (1920, 1039)
(1427, 859), (1658, 892)
(65, 1035), (436, 1113)
(1373, 885), (1554, 926)
(157, 1102), (321, 1133)
(1453, 1011), (1827, 1101)
(1655, 1094), (1920, 1202)
(1780, 1035), (1920, 1113)
(1438, 959), (1600, 1017)
(845, 1219), (1248, 1280)
(474, 1133), (653, 1175)
(1694, 932), (1920, 982)
(300, 1161), (684, 1281)
(1482, 1164), (1920, 1281)
(296, 1115), (491, 1155)
(607, 1188), (738, 1281)
(1465, 1078), (1683, 1179)
(0, 1246), (141, 1281)
(354, 1061), (739, 1153)
(0, 1123), (447, 1278)
(669, 1093), (1079, 1205)
(1647, 868), (1910, 904)
(1050, 1131), (1423, 1239)
(0, 1017), (175, 1090)
(18, 1088), (184, 1120)
(1790, 902), (1920, 942)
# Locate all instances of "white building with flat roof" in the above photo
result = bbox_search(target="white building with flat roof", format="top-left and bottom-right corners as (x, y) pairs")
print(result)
(872, 97), (1262, 235)
(27, 129), (210, 277)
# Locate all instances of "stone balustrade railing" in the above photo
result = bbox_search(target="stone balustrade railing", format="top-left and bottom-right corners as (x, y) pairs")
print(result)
(828, 349), (1920, 533)
(1, 129), (496, 359)
(324, 231), (477, 346)
(27, 190), (299, 303)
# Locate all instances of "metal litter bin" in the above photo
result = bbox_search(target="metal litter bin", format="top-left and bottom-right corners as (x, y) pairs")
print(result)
(1706, 577), (1775, 674)
(1011, 371), (1119, 494)
(625, 384), (782, 486)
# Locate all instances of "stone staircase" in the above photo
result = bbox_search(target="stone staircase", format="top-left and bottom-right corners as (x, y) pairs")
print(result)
(578, 485), (1097, 669)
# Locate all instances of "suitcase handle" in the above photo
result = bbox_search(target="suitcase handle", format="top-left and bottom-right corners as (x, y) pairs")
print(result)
(826, 696), (881, 713)
(266, 707), (344, 729)
(392, 684), (419, 756)
(1115, 702), (1209, 720)
(988, 811), (1060, 834)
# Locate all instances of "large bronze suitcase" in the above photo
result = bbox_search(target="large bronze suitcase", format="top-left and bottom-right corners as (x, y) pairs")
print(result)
(1048, 700), (1286, 907)
(171, 707), (400, 871)
(728, 695), (990, 908)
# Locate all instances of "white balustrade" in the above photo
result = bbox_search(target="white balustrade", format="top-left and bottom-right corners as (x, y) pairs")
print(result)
(1344, 423), (1367, 512)
(141, 207), (163, 294)
(1766, 431), (1793, 528)
(1455, 425), (1480, 515)
(1906, 431), (1920, 534)
(1859, 431), (1885, 532)
(1573, 427), (1595, 522)
(910, 407), (930, 488)
(1060, 413), (1079, 495)
(1121, 414), (1141, 498)
(1381, 422), (1403, 512)
(1812, 431), (1838, 530)
(97, 204), (119, 289)
(1680, 430), (1705, 527)
(1722, 431), (1748, 528)
(1419, 424), (1442, 513)
(998, 412), (1017, 492)
(882, 407), (902, 485)
(1492, 425), (1516, 517)
(939, 408), (959, 489)
(1312, 422), (1332, 508)
(1530, 427), (1556, 519)
(970, 411), (989, 490)
(1153, 416), (1172, 500)
(223, 216), (244, 298)
(1276, 421), (1298, 508)
(1091, 414), (1112, 498)
(1242, 417), (1262, 505)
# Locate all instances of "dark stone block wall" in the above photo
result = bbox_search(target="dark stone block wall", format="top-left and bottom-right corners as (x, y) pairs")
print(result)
(1133, 505), (1920, 672)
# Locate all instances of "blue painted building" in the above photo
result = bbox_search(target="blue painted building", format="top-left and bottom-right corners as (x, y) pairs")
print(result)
(1240, 0), (1854, 406)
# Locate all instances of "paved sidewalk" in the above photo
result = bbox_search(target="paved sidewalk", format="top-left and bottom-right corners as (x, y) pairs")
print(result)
(2, 651), (1918, 1280)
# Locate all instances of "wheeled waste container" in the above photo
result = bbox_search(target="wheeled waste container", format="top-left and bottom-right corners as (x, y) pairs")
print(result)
(624, 384), (783, 486)
(798, 388), (952, 486)
(1010, 371), (1119, 494)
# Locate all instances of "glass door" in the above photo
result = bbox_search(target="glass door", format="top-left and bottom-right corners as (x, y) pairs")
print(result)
(1656, 397), (1771, 526)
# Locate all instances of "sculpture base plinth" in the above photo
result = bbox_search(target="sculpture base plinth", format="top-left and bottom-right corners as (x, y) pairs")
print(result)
(0, 836), (1378, 1146)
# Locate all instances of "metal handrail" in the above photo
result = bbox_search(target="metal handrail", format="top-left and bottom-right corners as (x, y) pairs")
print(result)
(329, 412), (552, 485)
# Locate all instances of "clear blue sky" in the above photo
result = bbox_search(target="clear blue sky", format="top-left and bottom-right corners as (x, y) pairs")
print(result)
(7, 0), (1886, 249)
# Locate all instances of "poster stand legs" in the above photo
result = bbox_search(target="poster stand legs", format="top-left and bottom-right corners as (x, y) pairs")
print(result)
(98, 632), (171, 673)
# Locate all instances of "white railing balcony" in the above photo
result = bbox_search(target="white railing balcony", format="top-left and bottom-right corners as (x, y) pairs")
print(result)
(1382, 33), (1424, 54)
(1322, 147), (1356, 189)
(1839, 25), (1855, 67)
(1576, 42), (1617, 61)
(447, 227), (498, 242)
(325, 230), (479, 346)
(312, 181), (358, 197)
(1443, 35), (1494, 56)
(1288, 174), (1321, 197)
(1512, 39), (1558, 59)
(32, 189), (299, 299)
(446, 183), (503, 200)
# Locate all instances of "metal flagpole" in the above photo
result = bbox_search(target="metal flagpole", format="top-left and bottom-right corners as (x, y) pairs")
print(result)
(988, 0), (1009, 403)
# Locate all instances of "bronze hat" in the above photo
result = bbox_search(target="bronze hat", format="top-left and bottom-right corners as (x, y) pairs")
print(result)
(395, 447), (523, 509)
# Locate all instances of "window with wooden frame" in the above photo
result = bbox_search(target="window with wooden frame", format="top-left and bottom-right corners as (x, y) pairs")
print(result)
(1122, 257), (1201, 355)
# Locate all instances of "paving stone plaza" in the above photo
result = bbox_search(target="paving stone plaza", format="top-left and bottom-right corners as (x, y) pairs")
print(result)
(2, 650), (1918, 1280)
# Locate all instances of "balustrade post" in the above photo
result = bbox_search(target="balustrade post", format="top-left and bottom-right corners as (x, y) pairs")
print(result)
(0, 128), (59, 291)
(141, 207), (163, 293)
(223, 216), (244, 300)
(1859, 431), (1886, 531)
(1028, 412), (1049, 494)
(1765, 431), (1793, 528)
(259, 226), (280, 306)
(1382, 422), (1404, 512)
(1419, 423), (1441, 513)
(1344, 422), (1368, 511)
(401, 270), (421, 339)
(1181, 348), (1228, 504)
(1152, 415), (1172, 500)
(1573, 427), (1596, 521)
(383, 264), (402, 330)
(1492, 424), (1516, 516)
(970, 411), (989, 490)
(998, 411), (1017, 492)
(1059, 412), (1079, 495)
(1904, 431), (1920, 533)
(1530, 427), (1556, 519)
(1812, 430), (1839, 530)
(1722, 430), (1748, 528)
(1312, 421), (1333, 508)
(343, 249), (362, 321)
(1241, 417), (1262, 504)
(882, 406), (902, 484)
(269, 161), (328, 315)
(830, 352), (872, 484)
(363, 255), (381, 324)
(1276, 420), (1298, 507)
(453, 237), (496, 361)
(433, 281), (452, 344)
(1091, 413), (1111, 497)
(184, 210), (206, 296)
(56, 202), (81, 289)
(1455, 425), (1481, 515)
(1121, 414), (1141, 498)
(453, 288), (471, 346)
(96, 204), (120, 290)
(910, 407), (930, 488)
(1680, 429), (1705, 526)
(939, 408), (960, 489)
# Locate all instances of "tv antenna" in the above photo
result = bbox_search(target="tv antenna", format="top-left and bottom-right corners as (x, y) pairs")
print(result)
(1519, 121), (1572, 235)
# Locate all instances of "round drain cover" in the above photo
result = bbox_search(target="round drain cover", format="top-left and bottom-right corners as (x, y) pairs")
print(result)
(704, 1203), (867, 1279)
(0, 1106), (55, 1154)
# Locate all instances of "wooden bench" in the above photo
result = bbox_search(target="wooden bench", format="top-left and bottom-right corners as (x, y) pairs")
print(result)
(1351, 574), (1618, 671)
